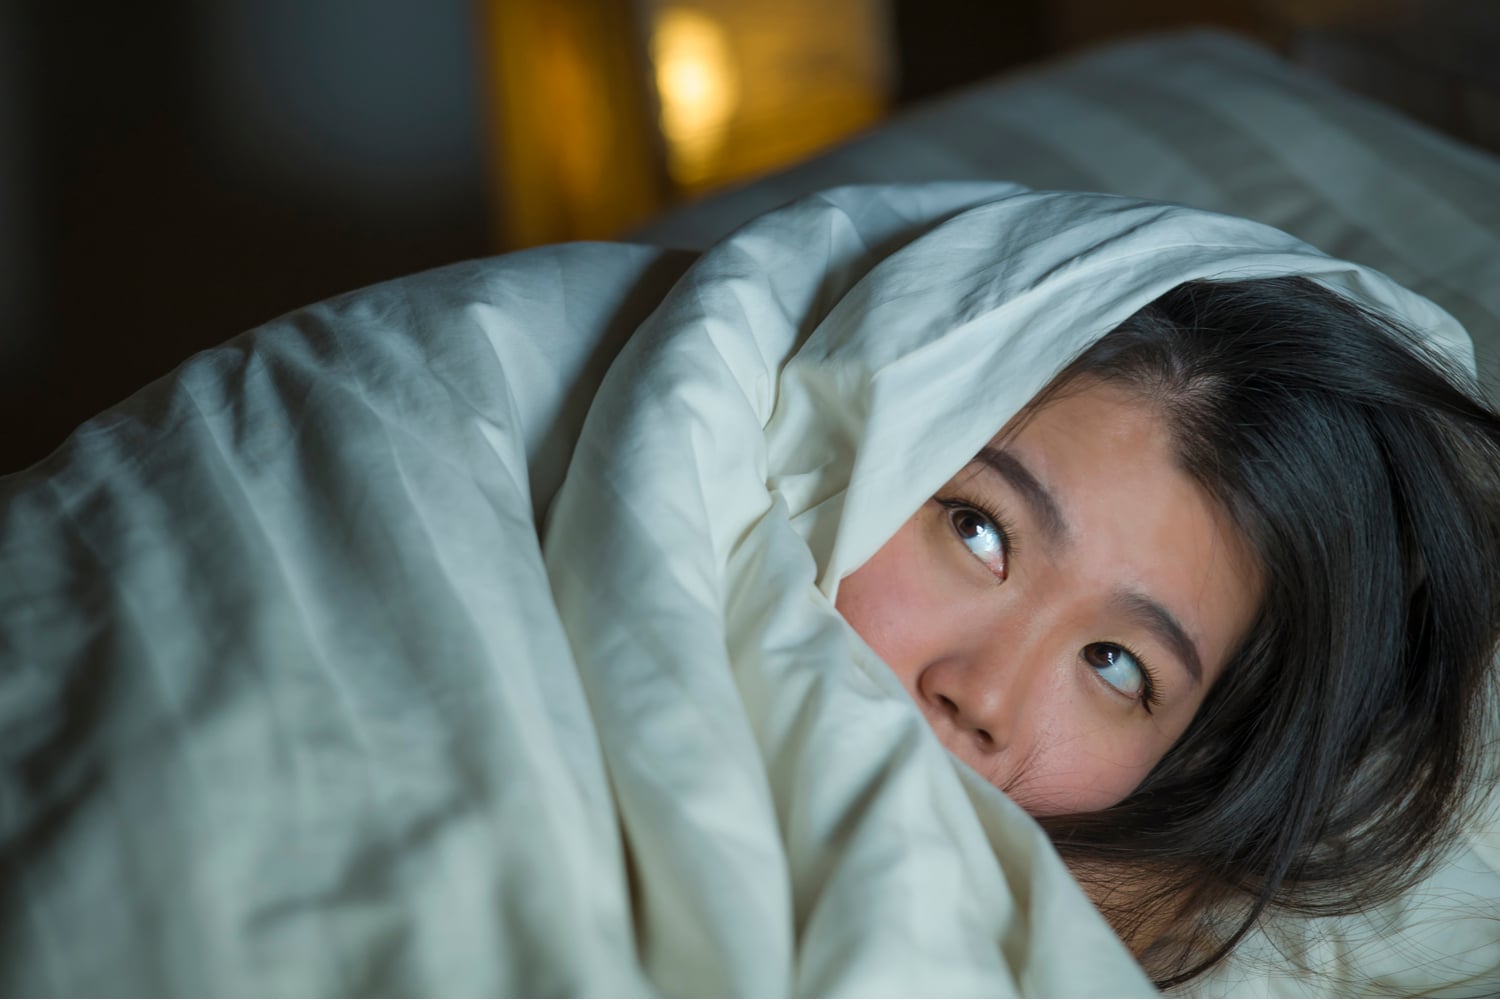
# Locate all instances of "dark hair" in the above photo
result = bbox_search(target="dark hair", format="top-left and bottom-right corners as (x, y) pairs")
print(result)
(1037, 277), (1500, 988)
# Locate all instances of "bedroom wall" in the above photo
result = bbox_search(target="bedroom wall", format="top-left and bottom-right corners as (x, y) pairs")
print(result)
(3, 2), (491, 474)
(191, 2), (487, 226)
(0, 1), (38, 398)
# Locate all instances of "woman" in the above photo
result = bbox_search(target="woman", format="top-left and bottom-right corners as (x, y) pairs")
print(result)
(3, 182), (1496, 995)
(548, 182), (1500, 993)
(835, 275), (1500, 986)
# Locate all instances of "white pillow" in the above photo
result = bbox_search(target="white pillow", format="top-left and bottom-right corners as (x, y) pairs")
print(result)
(634, 30), (1500, 390)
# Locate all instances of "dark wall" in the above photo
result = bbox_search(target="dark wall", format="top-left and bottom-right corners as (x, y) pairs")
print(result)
(4, 2), (491, 473)
(893, 0), (1049, 104)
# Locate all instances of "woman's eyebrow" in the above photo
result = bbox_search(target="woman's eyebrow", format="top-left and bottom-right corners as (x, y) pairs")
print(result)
(973, 446), (1071, 546)
(971, 446), (1206, 686)
(1114, 591), (1205, 686)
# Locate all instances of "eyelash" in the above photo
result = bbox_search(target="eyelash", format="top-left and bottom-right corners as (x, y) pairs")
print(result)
(1139, 654), (1162, 713)
(933, 493), (1163, 713)
(1094, 640), (1163, 714)
(934, 494), (1018, 569)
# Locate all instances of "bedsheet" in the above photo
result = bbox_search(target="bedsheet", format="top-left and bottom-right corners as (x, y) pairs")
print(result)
(1, 242), (692, 995)
(0, 182), (1485, 996)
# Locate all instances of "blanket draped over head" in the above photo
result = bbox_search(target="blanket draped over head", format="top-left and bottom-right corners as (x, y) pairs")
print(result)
(0, 185), (1473, 996)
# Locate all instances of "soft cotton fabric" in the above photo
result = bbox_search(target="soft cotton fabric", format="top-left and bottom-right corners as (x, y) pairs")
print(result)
(0, 184), (1481, 995)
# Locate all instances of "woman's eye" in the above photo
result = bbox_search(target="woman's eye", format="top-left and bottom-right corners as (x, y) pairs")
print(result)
(1083, 642), (1145, 697)
(943, 503), (1008, 580)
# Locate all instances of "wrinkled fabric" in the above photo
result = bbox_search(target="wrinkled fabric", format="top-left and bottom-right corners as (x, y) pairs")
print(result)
(0, 185), (1474, 996)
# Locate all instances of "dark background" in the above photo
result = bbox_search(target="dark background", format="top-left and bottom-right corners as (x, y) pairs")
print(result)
(1, 0), (1479, 473)
(3, 2), (492, 474)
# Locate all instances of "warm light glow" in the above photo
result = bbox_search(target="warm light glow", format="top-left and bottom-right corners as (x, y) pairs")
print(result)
(479, 0), (667, 248)
(650, 8), (739, 185)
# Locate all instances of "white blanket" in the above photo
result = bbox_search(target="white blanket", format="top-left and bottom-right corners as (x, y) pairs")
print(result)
(0, 184), (1476, 995)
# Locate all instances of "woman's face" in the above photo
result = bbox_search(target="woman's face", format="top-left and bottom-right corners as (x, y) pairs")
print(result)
(836, 381), (1261, 816)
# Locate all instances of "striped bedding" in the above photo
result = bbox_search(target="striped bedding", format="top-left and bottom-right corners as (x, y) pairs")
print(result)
(635, 31), (1500, 391)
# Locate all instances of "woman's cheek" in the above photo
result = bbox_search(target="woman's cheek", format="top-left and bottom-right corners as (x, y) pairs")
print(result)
(1013, 720), (1163, 816)
(836, 517), (942, 685)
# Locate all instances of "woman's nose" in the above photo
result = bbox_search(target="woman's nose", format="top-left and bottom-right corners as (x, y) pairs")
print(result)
(916, 650), (1038, 753)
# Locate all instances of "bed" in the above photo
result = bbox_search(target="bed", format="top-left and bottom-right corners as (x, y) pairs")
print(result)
(2, 29), (1498, 997)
